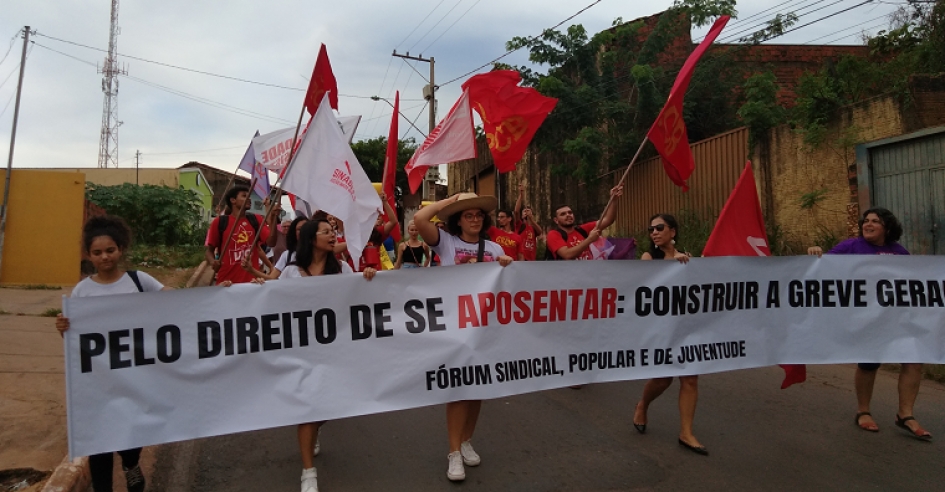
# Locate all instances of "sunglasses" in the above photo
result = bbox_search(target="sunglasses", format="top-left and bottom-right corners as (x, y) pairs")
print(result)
(647, 224), (667, 233)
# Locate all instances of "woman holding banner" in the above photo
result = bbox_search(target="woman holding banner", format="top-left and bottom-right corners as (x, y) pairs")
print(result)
(808, 207), (931, 440)
(267, 218), (377, 492)
(631, 214), (708, 455)
(55, 215), (178, 492)
(414, 193), (513, 482)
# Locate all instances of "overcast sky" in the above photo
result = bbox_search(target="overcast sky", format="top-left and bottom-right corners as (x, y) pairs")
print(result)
(1, 0), (902, 174)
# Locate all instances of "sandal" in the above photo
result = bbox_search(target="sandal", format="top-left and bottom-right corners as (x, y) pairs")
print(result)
(895, 415), (932, 441)
(633, 402), (647, 434)
(854, 412), (879, 432)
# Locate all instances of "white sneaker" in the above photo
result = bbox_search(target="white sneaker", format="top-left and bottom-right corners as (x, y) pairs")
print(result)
(301, 467), (318, 492)
(313, 430), (321, 457)
(447, 451), (465, 481)
(460, 440), (481, 466)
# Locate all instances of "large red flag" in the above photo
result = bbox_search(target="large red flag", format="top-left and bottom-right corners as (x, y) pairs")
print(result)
(647, 16), (730, 191)
(304, 44), (339, 114)
(463, 70), (558, 173)
(703, 161), (806, 389)
(383, 91), (402, 242)
(405, 90), (476, 193)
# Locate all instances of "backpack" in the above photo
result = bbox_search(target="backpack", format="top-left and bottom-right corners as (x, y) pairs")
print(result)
(216, 213), (261, 249)
(545, 226), (589, 260)
(127, 270), (145, 292)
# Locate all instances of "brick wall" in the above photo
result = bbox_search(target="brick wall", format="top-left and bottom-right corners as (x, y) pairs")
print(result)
(756, 95), (907, 248)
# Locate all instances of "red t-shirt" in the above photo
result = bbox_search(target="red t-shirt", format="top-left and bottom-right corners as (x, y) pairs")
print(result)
(515, 221), (538, 261)
(488, 226), (523, 258)
(545, 222), (595, 260)
(205, 215), (270, 284)
(358, 226), (390, 271)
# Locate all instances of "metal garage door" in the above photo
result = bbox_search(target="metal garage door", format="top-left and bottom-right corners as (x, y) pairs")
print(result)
(869, 130), (945, 254)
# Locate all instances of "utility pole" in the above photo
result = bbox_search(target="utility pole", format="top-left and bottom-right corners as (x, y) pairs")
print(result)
(97, 0), (127, 168)
(135, 150), (141, 185)
(0, 26), (33, 279)
(392, 50), (437, 201)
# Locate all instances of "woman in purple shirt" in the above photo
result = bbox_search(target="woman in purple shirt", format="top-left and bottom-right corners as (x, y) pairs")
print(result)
(808, 207), (931, 440)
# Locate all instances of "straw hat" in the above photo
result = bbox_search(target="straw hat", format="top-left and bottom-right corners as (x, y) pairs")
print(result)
(438, 192), (497, 221)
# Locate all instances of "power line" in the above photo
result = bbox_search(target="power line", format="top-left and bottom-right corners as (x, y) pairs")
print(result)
(718, 0), (849, 42)
(32, 32), (422, 101)
(803, 13), (890, 43)
(145, 145), (247, 156)
(0, 30), (20, 67)
(820, 21), (888, 43)
(420, 0), (483, 54)
(439, 0), (607, 87)
(408, 0), (467, 52)
(396, 0), (448, 49)
(32, 42), (295, 125)
(774, 0), (877, 38)
(696, 0), (818, 42)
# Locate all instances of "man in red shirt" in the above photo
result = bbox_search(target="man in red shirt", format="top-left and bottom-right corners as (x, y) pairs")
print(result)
(488, 208), (524, 261)
(205, 185), (273, 285)
(546, 185), (623, 260)
(513, 183), (543, 261)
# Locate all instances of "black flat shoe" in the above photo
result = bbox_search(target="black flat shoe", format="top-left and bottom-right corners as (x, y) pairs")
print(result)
(633, 423), (646, 434)
(678, 439), (709, 456)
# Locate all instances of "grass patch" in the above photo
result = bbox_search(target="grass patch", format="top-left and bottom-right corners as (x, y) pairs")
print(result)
(1, 284), (62, 290)
(127, 244), (206, 269)
(0, 308), (10, 315)
(40, 308), (62, 317)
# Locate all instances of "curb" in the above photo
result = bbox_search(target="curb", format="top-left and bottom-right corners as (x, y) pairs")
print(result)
(40, 456), (89, 492)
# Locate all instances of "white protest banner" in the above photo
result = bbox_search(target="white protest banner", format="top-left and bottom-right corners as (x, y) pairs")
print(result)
(64, 256), (945, 457)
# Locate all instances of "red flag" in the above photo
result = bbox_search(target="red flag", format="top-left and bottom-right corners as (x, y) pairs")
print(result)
(304, 44), (339, 114)
(383, 91), (402, 242)
(463, 70), (557, 173)
(405, 90), (476, 193)
(647, 16), (730, 191)
(703, 161), (806, 389)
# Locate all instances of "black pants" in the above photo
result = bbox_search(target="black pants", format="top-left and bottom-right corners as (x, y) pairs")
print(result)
(88, 448), (141, 491)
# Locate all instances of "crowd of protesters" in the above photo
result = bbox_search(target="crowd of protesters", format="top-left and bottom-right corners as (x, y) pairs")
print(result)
(56, 178), (932, 491)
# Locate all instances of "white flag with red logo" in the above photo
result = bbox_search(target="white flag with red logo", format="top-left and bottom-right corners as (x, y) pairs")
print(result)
(282, 94), (380, 263)
(254, 116), (361, 173)
(405, 89), (476, 193)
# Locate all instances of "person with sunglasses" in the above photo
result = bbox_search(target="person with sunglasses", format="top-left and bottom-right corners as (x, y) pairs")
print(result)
(545, 185), (623, 260)
(414, 193), (513, 482)
(631, 214), (707, 455)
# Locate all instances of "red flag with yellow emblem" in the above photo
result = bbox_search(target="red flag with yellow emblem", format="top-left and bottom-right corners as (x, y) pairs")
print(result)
(646, 16), (729, 191)
(463, 70), (557, 173)
(304, 44), (339, 114)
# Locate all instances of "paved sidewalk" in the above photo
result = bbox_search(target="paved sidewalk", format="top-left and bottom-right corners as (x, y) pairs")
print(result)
(0, 288), (70, 480)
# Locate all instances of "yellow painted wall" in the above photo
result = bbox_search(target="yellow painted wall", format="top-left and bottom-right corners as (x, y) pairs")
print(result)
(0, 170), (85, 286)
(28, 168), (179, 187)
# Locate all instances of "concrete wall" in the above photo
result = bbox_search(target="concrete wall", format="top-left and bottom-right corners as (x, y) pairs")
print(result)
(30, 168), (179, 187)
(756, 93), (926, 248)
(178, 168), (214, 221)
(1, 170), (84, 286)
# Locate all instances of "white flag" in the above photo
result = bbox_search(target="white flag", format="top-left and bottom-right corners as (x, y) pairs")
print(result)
(255, 116), (361, 172)
(282, 95), (380, 264)
(405, 89), (476, 193)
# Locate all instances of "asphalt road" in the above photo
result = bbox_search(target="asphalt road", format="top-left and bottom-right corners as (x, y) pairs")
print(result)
(151, 364), (944, 491)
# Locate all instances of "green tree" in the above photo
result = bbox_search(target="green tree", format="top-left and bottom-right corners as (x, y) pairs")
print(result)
(500, 0), (741, 181)
(350, 137), (418, 197)
(85, 183), (206, 246)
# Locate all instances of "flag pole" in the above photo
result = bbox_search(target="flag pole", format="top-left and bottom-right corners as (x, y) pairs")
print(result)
(242, 101), (310, 261)
(214, 165), (243, 215)
(596, 138), (648, 226)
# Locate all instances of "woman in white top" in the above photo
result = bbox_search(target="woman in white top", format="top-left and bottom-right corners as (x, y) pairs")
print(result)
(243, 215), (308, 280)
(413, 193), (513, 482)
(55, 215), (180, 492)
(270, 218), (376, 492)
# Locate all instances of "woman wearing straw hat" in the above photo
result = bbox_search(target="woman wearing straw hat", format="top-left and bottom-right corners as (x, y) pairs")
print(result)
(414, 192), (514, 481)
